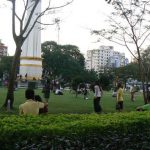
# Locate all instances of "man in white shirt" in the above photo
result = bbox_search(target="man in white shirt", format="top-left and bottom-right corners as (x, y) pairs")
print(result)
(93, 81), (103, 113)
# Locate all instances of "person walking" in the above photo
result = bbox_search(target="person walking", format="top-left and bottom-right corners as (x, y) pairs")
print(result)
(130, 84), (136, 102)
(83, 83), (88, 100)
(93, 81), (103, 113)
(43, 79), (51, 102)
(116, 82), (124, 111)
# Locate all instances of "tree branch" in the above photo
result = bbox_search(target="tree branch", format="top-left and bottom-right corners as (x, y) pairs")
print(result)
(12, 0), (17, 41)
(46, 0), (73, 11)
(107, 15), (133, 39)
(22, 0), (73, 41)
(22, 0), (40, 36)
(139, 32), (150, 48)
(36, 21), (56, 26)
(122, 33), (138, 60)
(20, 0), (29, 33)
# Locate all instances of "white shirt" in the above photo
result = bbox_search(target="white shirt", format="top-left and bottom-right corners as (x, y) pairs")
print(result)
(94, 85), (102, 97)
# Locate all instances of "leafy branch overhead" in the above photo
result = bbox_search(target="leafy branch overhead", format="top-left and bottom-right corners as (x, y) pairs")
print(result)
(9, 0), (74, 43)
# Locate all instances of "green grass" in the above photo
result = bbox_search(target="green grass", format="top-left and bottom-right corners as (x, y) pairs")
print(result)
(0, 87), (144, 114)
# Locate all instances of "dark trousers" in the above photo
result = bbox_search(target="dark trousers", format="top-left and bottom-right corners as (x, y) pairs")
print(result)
(131, 92), (135, 101)
(93, 97), (102, 113)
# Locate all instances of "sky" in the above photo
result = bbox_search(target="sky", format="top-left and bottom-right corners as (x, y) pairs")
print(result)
(0, 0), (132, 60)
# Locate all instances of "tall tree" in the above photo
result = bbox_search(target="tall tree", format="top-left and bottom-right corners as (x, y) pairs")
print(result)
(141, 46), (150, 100)
(61, 45), (85, 67)
(3, 0), (73, 109)
(113, 63), (139, 80)
(93, 0), (150, 103)
(42, 41), (85, 83)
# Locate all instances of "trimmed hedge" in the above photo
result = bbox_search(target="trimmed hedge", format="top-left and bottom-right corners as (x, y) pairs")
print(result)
(0, 112), (150, 149)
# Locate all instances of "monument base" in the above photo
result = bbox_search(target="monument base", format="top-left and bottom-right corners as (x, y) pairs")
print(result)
(19, 57), (42, 80)
(17, 80), (43, 89)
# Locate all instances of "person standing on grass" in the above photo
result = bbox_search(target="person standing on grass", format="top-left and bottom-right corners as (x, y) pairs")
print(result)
(93, 81), (103, 113)
(83, 83), (88, 100)
(130, 84), (136, 102)
(116, 82), (124, 111)
(19, 89), (47, 115)
(43, 79), (51, 102)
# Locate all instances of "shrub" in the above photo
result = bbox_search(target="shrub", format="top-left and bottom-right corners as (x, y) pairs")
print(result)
(0, 112), (150, 149)
(28, 81), (37, 89)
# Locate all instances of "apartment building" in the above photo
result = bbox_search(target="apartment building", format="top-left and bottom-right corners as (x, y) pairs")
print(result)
(86, 46), (128, 72)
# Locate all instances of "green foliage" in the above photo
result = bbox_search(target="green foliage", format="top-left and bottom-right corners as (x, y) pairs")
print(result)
(71, 76), (84, 90)
(42, 41), (85, 82)
(71, 70), (97, 90)
(142, 46), (150, 80)
(82, 69), (98, 83)
(99, 73), (112, 90)
(28, 81), (37, 89)
(0, 56), (13, 78)
(113, 63), (139, 80)
(0, 112), (150, 149)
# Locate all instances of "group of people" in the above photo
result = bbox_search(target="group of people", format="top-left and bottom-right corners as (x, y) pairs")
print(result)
(19, 80), (103, 115)
(19, 79), (150, 115)
(93, 81), (124, 114)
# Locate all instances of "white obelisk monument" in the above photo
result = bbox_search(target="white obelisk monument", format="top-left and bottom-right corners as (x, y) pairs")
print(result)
(19, 0), (42, 80)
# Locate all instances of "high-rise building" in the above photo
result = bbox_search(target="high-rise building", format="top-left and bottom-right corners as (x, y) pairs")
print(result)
(86, 46), (128, 72)
(0, 40), (7, 57)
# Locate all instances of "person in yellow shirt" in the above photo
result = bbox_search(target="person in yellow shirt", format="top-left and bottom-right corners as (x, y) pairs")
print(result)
(19, 88), (47, 115)
(116, 82), (124, 111)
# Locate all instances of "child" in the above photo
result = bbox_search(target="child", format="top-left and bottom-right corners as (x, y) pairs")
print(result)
(34, 95), (48, 114)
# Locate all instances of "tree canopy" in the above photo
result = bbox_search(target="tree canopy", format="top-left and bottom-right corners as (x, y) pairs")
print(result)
(42, 41), (85, 82)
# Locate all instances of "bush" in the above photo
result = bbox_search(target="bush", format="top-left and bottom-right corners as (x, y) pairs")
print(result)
(0, 112), (150, 149)
(28, 81), (37, 89)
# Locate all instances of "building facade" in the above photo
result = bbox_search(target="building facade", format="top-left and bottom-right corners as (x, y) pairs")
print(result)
(0, 40), (7, 57)
(86, 46), (128, 72)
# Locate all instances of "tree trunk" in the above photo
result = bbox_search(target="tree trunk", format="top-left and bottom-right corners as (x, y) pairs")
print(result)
(136, 45), (147, 104)
(145, 74), (150, 102)
(3, 47), (21, 109)
(138, 61), (147, 104)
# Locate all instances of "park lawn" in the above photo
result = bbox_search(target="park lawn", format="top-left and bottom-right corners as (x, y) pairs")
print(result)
(0, 87), (144, 114)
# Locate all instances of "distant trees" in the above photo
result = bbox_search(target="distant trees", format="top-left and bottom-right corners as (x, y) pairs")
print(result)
(42, 41), (85, 82)
(93, 0), (150, 103)
(141, 47), (150, 100)
(42, 41), (98, 87)
(141, 47), (150, 82)
(0, 56), (13, 78)
(113, 63), (139, 80)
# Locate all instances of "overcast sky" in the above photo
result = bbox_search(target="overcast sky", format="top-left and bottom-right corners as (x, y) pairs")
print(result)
(0, 0), (132, 60)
